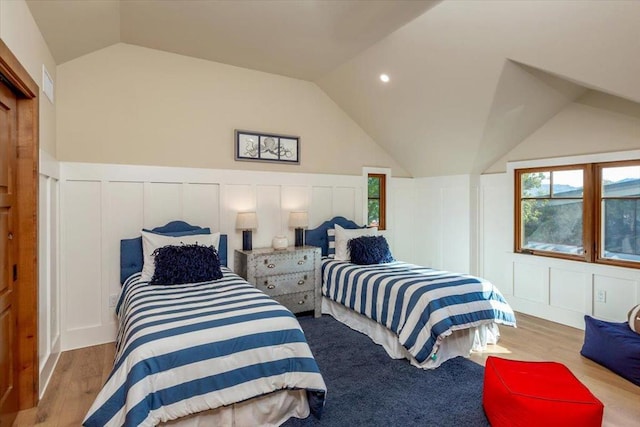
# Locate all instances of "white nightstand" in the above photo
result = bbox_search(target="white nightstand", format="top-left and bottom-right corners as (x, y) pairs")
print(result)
(234, 246), (321, 317)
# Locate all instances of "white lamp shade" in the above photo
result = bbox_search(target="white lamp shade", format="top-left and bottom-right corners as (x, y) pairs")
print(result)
(288, 211), (309, 228)
(236, 212), (258, 230)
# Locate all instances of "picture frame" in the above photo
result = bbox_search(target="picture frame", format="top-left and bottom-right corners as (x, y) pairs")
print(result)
(235, 130), (300, 164)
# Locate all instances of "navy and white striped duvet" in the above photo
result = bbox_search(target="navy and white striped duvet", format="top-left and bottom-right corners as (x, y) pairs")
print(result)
(84, 268), (326, 427)
(322, 259), (516, 363)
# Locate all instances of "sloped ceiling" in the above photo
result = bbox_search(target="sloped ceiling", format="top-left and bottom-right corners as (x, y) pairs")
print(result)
(26, 0), (640, 177)
(472, 62), (587, 175)
(317, 1), (640, 177)
(26, 0), (437, 80)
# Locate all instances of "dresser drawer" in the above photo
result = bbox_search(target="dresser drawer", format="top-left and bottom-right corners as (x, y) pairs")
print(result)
(255, 272), (314, 296)
(276, 291), (315, 314)
(235, 246), (321, 318)
(252, 250), (315, 276)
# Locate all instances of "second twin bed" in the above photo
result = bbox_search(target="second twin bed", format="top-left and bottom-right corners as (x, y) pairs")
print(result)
(306, 216), (516, 369)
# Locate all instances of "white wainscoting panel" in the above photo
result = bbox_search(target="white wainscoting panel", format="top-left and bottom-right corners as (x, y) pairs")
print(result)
(107, 182), (144, 237)
(256, 185), (282, 248)
(389, 178), (415, 263)
(414, 175), (472, 272)
(38, 150), (61, 397)
(281, 186), (309, 213)
(107, 182), (144, 306)
(333, 187), (357, 222)
(441, 184), (471, 274)
(549, 268), (589, 313)
(183, 183), (220, 231)
(415, 184), (441, 269)
(38, 175), (49, 367)
(51, 181), (60, 341)
(593, 275), (638, 322)
(63, 181), (103, 333)
(513, 261), (547, 303)
(478, 174), (513, 296)
(145, 182), (183, 227)
(60, 163), (371, 350)
(224, 184), (255, 212)
(50, 180), (60, 344)
(310, 187), (334, 228)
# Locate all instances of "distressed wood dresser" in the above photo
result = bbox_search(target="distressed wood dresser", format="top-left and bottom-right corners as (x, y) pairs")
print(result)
(234, 245), (321, 317)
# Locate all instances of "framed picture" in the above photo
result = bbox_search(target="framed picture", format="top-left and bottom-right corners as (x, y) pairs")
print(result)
(235, 130), (300, 164)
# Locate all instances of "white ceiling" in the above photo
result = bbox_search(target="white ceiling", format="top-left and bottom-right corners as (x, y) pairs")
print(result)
(26, 0), (640, 177)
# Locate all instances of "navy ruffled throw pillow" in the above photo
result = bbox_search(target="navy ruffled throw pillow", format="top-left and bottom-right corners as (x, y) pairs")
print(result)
(150, 244), (223, 285)
(348, 235), (394, 265)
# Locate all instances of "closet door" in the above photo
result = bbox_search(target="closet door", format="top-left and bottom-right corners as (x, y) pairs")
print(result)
(0, 77), (19, 426)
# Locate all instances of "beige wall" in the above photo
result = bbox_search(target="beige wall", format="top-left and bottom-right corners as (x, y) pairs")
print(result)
(0, 0), (56, 156)
(485, 91), (640, 173)
(57, 43), (409, 177)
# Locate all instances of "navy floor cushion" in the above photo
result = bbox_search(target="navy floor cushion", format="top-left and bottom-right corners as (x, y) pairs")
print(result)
(580, 315), (640, 386)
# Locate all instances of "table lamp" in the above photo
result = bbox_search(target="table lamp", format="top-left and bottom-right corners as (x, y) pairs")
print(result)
(236, 212), (258, 251)
(289, 211), (308, 247)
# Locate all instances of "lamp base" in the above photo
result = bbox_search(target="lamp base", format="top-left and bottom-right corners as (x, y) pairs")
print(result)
(242, 230), (253, 251)
(294, 228), (304, 247)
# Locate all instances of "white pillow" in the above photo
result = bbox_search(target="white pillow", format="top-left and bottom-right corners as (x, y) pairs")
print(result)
(334, 223), (378, 261)
(629, 304), (640, 334)
(140, 230), (221, 282)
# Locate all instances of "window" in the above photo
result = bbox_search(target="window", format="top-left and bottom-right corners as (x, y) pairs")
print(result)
(367, 173), (386, 230)
(516, 165), (591, 261)
(597, 162), (640, 265)
(515, 160), (640, 268)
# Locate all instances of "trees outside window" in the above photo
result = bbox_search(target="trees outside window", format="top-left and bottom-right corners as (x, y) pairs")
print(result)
(368, 174), (386, 230)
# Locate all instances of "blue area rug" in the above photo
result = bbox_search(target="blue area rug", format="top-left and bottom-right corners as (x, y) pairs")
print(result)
(283, 315), (489, 427)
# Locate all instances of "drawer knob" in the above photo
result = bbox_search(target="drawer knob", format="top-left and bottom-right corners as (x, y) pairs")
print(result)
(297, 260), (304, 265)
(297, 279), (305, 285)
(267, 284), (275, 290)
(267, 263), (275, 268)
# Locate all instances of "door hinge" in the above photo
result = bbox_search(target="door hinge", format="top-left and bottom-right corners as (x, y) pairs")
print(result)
(13, 264), (17, 282)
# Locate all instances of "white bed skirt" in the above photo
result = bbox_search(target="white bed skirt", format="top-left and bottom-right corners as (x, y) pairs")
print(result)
(322, 296), (500, 369)
(161, 389), (309, 427)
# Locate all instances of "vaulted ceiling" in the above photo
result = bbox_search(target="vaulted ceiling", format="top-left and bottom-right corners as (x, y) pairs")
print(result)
(26, 0), (640, 177)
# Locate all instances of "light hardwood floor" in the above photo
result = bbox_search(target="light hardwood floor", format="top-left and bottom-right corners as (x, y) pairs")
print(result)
(14, 312), (640, 426)
(469, 313), (640, 427)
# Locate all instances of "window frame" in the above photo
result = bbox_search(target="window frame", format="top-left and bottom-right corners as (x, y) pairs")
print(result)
(514, 164), (594, 263)
(594, 159), (640, 269)
(367, 173), (386, 231)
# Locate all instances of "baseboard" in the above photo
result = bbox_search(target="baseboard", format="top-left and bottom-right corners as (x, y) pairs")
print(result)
(39, 336), (61, 398)
(62, 323), (117, 351)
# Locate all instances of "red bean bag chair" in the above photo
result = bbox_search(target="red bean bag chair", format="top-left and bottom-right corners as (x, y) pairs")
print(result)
(483, 356), (603, 427)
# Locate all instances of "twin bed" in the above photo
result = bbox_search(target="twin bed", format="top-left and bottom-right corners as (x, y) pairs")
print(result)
(305, 216), (516, 369)
(84, 221), (326, 427)
(85, 217), (516, 426)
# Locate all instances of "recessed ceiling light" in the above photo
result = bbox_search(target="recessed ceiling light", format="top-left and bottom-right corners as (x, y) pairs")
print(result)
(379, 74), (390, 83)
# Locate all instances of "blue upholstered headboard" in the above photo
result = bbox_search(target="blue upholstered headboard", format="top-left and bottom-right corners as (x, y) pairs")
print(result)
(305, 216), (362, 257)
(120, 220), (227, 284)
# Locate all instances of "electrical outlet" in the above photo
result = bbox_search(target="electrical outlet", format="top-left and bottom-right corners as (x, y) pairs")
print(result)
(596, 289), (606, 303)
(109, 294), (119, 307)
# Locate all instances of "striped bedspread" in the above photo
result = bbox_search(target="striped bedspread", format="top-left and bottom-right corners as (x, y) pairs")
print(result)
(322, 259), (516, 363)
(84, 268), (326, 427)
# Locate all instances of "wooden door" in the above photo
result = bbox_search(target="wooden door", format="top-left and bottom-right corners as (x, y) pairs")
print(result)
(0, 78), (18, 426)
